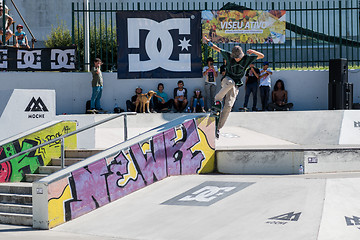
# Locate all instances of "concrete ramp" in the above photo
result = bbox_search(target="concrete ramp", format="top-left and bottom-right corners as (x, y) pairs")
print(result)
(0, 89), (56, 140)
(33, 115), (216, 229)
(216, 111), (360, 174)
(49, 174), (360, 240)
(224, 111), (345, 145)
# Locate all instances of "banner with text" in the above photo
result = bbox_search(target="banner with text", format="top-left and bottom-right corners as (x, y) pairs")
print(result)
(202, 10), (286, 44)
(117, 11), (202, 79)
(0, 46), (77, 71)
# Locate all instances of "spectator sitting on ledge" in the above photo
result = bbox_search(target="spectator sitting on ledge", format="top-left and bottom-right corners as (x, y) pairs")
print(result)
(268, 79), (294, 111)
(0, 4), (13, 45)
(15, 24), (30, 49)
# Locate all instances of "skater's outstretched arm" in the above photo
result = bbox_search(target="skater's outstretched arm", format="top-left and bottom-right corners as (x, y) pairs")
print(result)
(203, 36), (221, 52)
(204, 36), (265, 60)
(246, 49), (264, 60)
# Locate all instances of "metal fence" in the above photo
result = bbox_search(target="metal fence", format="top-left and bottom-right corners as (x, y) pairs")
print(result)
(72, 0), (360, 71)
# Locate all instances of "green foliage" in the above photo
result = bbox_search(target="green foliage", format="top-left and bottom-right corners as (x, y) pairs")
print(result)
(45, 19), (117, 71)
(202, 43), (218, 66)
(45, 21), (72, 48)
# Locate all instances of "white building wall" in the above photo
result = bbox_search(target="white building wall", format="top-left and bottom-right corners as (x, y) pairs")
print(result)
(0, 70), (359, 115)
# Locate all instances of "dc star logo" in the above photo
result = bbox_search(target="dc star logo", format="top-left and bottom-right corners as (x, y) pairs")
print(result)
(117, 11), (201, 79)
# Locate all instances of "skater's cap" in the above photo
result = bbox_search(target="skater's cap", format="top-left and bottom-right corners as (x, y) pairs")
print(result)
(231, 46), (244, 59)
(16, 24), (24, 29)
(195, 88), (201, 92)
(263, 61), (269, 66)
(136, 86), (142, 90)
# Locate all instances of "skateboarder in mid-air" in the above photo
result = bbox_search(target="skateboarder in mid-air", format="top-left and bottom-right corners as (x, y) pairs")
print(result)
(203, 36), (264, 138)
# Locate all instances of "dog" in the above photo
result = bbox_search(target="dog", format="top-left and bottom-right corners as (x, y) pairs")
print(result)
(135, 90), (156, 113)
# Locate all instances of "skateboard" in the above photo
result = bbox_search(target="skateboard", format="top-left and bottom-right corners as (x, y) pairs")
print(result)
(87, 109), (109, 114)
(87, 109), (98, 114)
(239, 107), (248, 112)
(97, 109), (109, 114)
(210, 101), (222, 139)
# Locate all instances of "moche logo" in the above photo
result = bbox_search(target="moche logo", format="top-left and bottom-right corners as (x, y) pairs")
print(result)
(25, 97), (49, 112)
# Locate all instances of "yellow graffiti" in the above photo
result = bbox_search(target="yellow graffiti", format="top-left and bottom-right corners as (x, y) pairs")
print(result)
(48, 184), (72, 228)
(141, 142), (150, 153)
(192, 118), (216, 174)
(117, 151), (138, 187)
(18, 121), (77, 166)
(174, 127), (183, 142)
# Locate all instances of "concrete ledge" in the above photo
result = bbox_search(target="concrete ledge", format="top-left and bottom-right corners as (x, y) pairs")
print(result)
(217, 150), (303, 174)
(217, 147), (360, 175)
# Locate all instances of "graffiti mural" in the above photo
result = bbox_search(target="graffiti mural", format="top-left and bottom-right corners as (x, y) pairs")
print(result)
(0, 122), (77, 182)
(47, 117), (215, 228)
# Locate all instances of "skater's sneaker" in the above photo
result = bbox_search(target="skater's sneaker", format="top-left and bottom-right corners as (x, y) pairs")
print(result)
(235, 81), (244, 87)
(211, 101), (222, 114)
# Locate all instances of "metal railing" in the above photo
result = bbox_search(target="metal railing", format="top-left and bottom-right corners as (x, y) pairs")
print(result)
(0, 112), (136, 169)
(72, 0), (360, 70)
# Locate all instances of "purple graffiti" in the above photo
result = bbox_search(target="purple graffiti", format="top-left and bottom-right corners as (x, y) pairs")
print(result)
(165, 120), (204, 175)
(131, 133), (167, 184)
(67, 159), (109, 219)
(66, 119), (207, 220)
(107, 151), (146, 202)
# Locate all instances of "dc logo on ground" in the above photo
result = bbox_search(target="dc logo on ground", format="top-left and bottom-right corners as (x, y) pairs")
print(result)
(117, 11), (202, 79)
(127, 18), (191, 72)
(51, 49), (76, 70)
(162, 181), (254, 206)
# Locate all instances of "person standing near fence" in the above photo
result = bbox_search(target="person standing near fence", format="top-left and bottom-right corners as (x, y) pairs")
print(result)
(90, 58), (103, 111)
(259, 61), (273, 111)
(242, 63), (260, 111)
(203, 36), (264, 137)
(203, 57), (218, 111)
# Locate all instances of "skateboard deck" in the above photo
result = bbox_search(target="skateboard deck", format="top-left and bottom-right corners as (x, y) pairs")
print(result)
(87, 109), (108, 114)
(87, 109), (98, 114)
(97, 109), (109, 114)
(210, 102), (222, 139)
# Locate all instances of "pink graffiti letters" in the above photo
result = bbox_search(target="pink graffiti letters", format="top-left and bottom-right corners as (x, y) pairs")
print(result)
(66, 159), (109, 219)
(106, 151), (145, 201)
(66, 119), (206, 220)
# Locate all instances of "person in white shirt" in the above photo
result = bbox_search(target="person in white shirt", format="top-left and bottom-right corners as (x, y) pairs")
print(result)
(202, 57), (218, 111)
(259, 61), (273, 111)
(173, 80), (188, 113)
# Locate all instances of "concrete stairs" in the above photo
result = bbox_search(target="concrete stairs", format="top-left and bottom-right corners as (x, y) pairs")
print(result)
(0, 183), (33, 226)
(0, 149), (103, 226)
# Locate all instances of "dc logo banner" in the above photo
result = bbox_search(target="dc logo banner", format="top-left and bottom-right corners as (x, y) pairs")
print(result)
(0, 49), (8, 68)
(117, 11), (202, 79)
(17, 49), (42, 69)
(0, 46), (77, 71)
(50, 49), (76, 70)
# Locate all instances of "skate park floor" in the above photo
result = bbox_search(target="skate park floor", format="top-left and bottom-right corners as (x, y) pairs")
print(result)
(1, 173), (360, 240)
(1, 110), (360, 239)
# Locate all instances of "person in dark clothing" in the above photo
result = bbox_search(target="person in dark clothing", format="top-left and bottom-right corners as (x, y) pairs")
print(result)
(203, 36), (264, 134)
(126, 86), (143, 113)
(243, 63), (260, 111)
